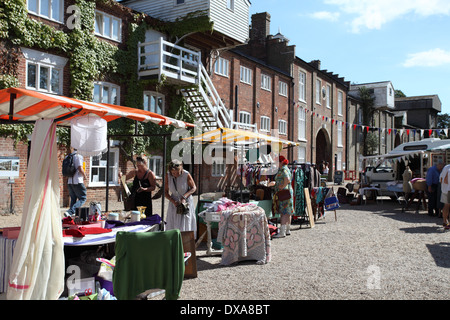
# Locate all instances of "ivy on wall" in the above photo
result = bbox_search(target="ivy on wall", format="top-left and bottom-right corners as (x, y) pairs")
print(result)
(0, 0), (209, 154)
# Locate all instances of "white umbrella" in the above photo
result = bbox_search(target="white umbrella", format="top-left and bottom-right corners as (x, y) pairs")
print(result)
(7, 119), (64, 299)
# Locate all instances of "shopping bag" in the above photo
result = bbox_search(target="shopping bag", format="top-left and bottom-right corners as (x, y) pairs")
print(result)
(324, 196), (339, 211)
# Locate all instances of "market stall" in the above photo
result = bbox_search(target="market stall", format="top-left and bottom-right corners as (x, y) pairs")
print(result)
(184, 127), (299, 261)
(0, 87), (194, 300)
(199, 199), (271, 265)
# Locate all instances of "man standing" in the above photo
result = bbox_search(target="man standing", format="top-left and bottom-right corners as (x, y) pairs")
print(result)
(439, 163), (450, 229)
(65, 148), (87, 217)
(426, 159), (444, 217)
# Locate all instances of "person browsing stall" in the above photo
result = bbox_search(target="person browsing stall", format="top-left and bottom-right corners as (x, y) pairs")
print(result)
(272, 155), (294, 238)
(65, 148), (87, 217)
(119, 155), (156, 216)
(164, 160), (197, 237)
(426, 159), (444, 217)
(439, 163), (450, 230)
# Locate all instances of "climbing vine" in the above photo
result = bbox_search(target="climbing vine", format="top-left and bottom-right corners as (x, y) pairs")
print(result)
(0, 0), (207, 153)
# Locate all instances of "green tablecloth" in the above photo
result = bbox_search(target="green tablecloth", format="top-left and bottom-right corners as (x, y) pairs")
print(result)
(250, 200), (276, 218)
(113, 229), (184, 300)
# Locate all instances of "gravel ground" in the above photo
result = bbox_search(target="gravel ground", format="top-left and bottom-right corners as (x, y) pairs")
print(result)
(180, 200), (450, 300)
(1, 196), (449, 300)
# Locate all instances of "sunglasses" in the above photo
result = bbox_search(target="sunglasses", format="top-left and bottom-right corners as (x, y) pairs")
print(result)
(170, 164), (181, 170)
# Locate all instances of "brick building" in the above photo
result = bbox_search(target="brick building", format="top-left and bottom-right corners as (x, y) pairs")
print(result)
(0, 0), (254, 212)
(238, 12), (350, 179)
(0, 0), (182, 213)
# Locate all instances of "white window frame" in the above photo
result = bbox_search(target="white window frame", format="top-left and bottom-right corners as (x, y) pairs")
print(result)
(260, 116), (270, 133)
(212, 161), (226, 177)
(89, 147), (119, 187)
(261, 74), (271, 91)
(226, 0), (235, 11)
(175, 0), (185, 5)
(298, 146), (306, 164)
(337, 123), (343, 147)
(149, 156), (163, 178)
(240, 66), (252, 85)
(278, 119), (287, 135)
(298, 107), (306, 141)
(298, 70), (306, 102)
(239, 111), (251, 128)
(27, 0), (64, 23)
(23, 48), (67, 95)
(93, 82), (120, 105)
(214, 57), (229, 77)
(326, 84), (331, 109)
(279, 81), (288, 97)
(143, 91), (164, 115)
(338, 90), (343, 116)
(95, 10), (122, 42)
(336, 151), (342, 171)
(316, 79), (322, 105)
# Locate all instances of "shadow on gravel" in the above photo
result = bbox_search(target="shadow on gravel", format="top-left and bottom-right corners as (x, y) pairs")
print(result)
(426, 242), (450, 268)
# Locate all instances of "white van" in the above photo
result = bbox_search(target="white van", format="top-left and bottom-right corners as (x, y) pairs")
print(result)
(363, 138), (450, 196)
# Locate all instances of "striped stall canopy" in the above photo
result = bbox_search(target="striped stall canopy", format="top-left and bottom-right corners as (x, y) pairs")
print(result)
(183, 127), (299, 147)
(0, 87), (194, 128)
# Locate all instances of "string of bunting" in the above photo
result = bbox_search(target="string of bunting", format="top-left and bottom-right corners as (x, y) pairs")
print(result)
(300, 105), (449, 138)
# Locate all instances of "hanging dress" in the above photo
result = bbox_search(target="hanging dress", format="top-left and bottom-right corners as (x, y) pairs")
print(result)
(295, 167), (306, 217)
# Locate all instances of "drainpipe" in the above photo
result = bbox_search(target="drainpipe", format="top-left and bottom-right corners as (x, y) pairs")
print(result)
(235, 85), (239, 124)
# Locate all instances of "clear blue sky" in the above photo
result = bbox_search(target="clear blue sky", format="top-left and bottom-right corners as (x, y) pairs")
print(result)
(249, 0), (450, 114)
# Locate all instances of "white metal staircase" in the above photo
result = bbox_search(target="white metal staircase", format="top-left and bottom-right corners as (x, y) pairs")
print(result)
(181, 64), (233, 131)
(138, 37), (256, 132)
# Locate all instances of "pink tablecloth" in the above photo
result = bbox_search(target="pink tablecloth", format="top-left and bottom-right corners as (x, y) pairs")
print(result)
(217, 204), (271, 266)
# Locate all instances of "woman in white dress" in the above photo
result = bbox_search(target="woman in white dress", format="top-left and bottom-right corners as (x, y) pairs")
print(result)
(164, 160), (197, 236)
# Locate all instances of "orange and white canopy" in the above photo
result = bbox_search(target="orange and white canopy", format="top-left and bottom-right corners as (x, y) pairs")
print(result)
(0, 87), (194, 128)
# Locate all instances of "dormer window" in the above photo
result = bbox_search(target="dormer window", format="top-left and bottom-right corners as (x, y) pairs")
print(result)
(94, 11), (122, 42)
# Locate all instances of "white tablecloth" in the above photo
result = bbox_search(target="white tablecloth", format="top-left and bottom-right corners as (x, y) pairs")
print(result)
(63, 224), (158, 246)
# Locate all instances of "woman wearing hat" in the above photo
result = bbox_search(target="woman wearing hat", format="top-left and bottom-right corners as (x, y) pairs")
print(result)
(164, 159), (197, 236)
(272, 155), (294, 238)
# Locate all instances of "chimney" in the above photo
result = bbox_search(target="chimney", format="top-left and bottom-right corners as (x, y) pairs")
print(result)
(309, 60), (321, 70)
(251, 12), (271, 44)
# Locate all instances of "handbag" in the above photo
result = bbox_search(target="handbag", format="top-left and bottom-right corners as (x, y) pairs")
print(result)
(124, 193), (135, 211)
(176, 202), (189, 215)
(173, 177), (190, 215)
(276, 189), (291, 201)
(324, 196), (340, 211)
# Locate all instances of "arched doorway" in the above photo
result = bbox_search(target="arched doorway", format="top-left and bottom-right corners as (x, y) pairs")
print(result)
(316, 128), (331, 172)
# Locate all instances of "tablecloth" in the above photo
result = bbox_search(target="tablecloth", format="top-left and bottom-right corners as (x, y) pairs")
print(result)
(217, 204), (271, 266)
(0, 236), (17, 293)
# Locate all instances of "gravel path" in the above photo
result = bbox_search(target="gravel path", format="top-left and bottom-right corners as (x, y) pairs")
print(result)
(179, 201), (450, 300)
(1, 198), (449, 300)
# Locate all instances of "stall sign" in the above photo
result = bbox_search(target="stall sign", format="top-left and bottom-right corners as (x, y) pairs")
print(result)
(0, 157), (20, 178)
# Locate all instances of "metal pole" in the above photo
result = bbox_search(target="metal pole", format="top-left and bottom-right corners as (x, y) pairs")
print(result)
(161, 135), (167, 231)
(106, 136), (110, 212)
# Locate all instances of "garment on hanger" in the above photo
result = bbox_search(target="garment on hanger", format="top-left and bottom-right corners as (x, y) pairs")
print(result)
(294, 167), (306, 216)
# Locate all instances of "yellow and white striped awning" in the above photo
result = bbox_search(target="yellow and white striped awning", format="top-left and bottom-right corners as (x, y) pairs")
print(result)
(183, 127), (299, 147)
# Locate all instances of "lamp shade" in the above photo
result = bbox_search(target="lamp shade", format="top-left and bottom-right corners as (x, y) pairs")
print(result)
(71, 114), (107, 157)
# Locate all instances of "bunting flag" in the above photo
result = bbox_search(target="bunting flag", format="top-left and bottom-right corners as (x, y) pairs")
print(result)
(298, 105), (449, 138)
